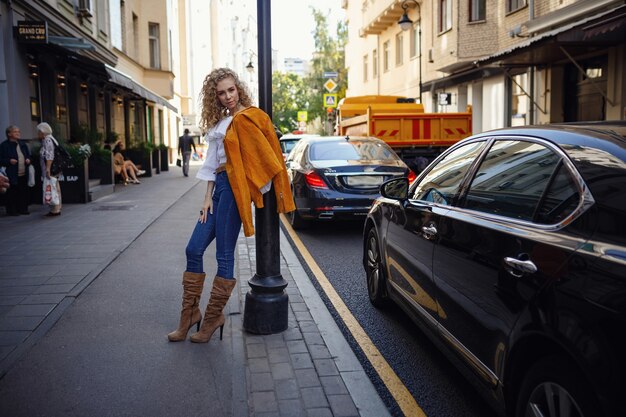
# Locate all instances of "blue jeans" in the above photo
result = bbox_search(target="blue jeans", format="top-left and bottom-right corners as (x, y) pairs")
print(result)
(185, 172), (242, 278)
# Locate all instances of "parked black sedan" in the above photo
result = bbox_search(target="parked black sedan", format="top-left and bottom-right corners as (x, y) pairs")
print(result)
(286, 136), (415, 228)
(363, 123), (626, 417)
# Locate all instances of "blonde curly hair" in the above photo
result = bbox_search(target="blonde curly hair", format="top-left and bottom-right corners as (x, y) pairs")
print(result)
(198, 68), (253, 131)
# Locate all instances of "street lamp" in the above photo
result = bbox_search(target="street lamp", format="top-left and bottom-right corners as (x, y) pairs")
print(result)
(246, 51), (257, 73)
(397, 0), (422, 103)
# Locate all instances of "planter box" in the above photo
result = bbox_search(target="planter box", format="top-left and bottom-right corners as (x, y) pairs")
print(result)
(59, 160), (89, 204)
(88, 154), (114, 185)
(126, 150), (152, 177)
(152, 149), (161, 174)
(160, 149), (169, 171)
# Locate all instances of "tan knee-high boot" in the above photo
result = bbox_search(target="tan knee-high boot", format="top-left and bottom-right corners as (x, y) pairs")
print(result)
(167, 271), (206, 342)
(190, 276), (237, 343)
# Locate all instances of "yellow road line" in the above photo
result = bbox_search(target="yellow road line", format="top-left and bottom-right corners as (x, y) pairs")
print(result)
(280, 214), (427, 417)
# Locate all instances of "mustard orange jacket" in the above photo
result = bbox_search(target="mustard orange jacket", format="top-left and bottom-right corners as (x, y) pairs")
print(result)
(224, 107), (295, 237)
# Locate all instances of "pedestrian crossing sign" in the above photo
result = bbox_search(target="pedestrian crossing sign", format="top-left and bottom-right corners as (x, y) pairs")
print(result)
(323, 94), (338, 108)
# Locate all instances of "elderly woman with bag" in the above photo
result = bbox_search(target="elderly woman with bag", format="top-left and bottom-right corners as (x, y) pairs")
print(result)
(37, 122), (62, 217)
(0, 125), (32, 215)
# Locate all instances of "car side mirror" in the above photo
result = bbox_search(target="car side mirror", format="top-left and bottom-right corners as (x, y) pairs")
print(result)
(381, 177), (409, 200)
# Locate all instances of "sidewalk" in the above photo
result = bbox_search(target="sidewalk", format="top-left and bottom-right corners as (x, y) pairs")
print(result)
(0, 166), (389, 417)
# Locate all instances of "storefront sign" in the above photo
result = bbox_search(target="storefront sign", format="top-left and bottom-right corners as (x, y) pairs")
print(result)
(16, 21), (48, 43)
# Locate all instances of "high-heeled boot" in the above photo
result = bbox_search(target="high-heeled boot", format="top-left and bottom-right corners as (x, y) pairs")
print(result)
(190, 276), (237, 343)
(167, 271), (206, 342)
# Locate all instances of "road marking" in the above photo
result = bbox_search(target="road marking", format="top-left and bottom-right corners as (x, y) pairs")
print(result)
(280, 214), (427, 417)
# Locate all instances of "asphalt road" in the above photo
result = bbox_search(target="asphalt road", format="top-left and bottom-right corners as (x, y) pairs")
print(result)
(284, 219), (499, 417)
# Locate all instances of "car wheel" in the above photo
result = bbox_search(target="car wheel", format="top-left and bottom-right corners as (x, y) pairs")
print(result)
(365, 227), (387, 308)
(290, 207), (309, 230)
(515, 357), (599, 417)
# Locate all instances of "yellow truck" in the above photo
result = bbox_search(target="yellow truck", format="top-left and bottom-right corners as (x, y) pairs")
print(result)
(337, 95), (473, 161)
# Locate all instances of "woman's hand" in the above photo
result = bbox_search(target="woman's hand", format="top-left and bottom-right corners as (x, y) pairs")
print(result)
(199, 200), (213, 223)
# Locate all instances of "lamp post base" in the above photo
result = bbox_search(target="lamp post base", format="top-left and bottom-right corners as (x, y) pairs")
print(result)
(243, 274), (289, 334)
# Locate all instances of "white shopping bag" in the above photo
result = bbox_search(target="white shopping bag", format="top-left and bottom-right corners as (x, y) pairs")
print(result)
(43, 177), (60, 206)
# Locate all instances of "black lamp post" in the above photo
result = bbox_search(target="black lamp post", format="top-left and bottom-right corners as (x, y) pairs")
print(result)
(242, 0), (290, 335)
(398, 0), (422, 104)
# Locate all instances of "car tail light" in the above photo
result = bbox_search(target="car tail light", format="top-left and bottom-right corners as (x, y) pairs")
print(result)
(407, 170), (417, 183)
(304, 171), (328, 189)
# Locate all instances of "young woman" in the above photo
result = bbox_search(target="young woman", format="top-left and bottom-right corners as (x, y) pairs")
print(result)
(167, 68), (294, 343)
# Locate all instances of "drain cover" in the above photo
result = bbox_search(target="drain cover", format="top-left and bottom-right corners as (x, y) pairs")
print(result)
(92, 205), (136, 211)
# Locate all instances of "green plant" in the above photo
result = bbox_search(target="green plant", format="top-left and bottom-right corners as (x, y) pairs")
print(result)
(106, 131), (119, 145)
(91, 147), (112, 163)
(129, 141), (155, 157)
(157, 143), (169, 151)
(66, 144), (86, 166)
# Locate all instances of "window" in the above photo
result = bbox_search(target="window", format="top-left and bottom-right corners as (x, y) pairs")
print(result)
(506, 0), (526, 13)
(149, 22), (161, 69)
(121, 1), (126, 52)
(439, 0), (452, 33)
(383, 41), (390, 72)
(410, 22), (420, 58)
(464, 140), (562, 221)
(363, 54), (368, 82)
(132, 13), (138, 58)
(510, 73), (529, 126)
(372, 49), (378, 78)
(469, 0), (485, 22)
(412, 141), (486, 205)
(96, 0), (108, 34)
(395, 32), (404, 66)
(535, 162), (580, 224)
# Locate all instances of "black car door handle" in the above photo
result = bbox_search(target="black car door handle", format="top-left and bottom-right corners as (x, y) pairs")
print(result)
(421, 225), (437, 239)
(503, 257), (538, 275)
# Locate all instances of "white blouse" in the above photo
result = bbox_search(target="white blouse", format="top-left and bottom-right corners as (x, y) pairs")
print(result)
(196, 116), (232, 182)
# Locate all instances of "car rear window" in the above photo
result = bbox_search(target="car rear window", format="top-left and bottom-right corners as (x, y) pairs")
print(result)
(280, 140), (299, 154)
(309, 140), (397, 161)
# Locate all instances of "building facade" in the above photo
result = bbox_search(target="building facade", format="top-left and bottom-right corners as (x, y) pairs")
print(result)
(343, 0), (626, 133)
(0, 0), (179, 150)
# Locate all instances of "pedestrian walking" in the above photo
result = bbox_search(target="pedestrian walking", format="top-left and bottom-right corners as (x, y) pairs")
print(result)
(167, 67), (295, 343)
(178, 128), (196, 177)
(37, 122), (62, 217)
(0, 125), (32, 215)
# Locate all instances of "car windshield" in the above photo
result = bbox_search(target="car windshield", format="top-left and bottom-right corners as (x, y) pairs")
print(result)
(280, 140), (299, 154)
(309, 140), (397, 161)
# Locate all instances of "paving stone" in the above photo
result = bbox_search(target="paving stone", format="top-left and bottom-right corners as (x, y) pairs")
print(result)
(0, 331), (30, 346)
(289, 294), (304, 303)
(301, 387), (328, 409)
(0, 286), (38, 296)
(283, 327), (303, 341)
(286, 340), (308, 354)
(247, 342), (268, 358)
(271, 362), (294, 380)
(294, 310), (313, 322)
(320, 376), (349, 395)
(5, 304), (55, 317)
(303, 332), (324, 346)
(44, 275), (85, 285)
(0, 345), (15, 361)
(0, 316), (44, 331)
(278, 399), (306, 417)
(268, 347), (290, 364)
(255, 413), (280, 417)
(265, 337), (287, 349)
(250, 372), (274, 392)
(275, 379), (299, 400)
(306, 408), (333, 417)
(0, 277), (49, 287)
(20, 294), (64, 305)
(327, 394), (359, 417)
(252, 391), (279, 413)
(291, 353), (314, 370)
(299, 321), (319, 333)
(309, 344), (332, 360)
(0, 296), (25, 306)
(290, 302), (308, 312)
(34, 284), (76, 294)
(246, 334), (266, 344)
(248, 357), (271, 373)
(295, 369), (321, 388)
(314, 359), (340, 377)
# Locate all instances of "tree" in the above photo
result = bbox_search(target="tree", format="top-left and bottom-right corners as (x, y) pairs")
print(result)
(272, 72), (309, 134)
(305, 8), (347, 133)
